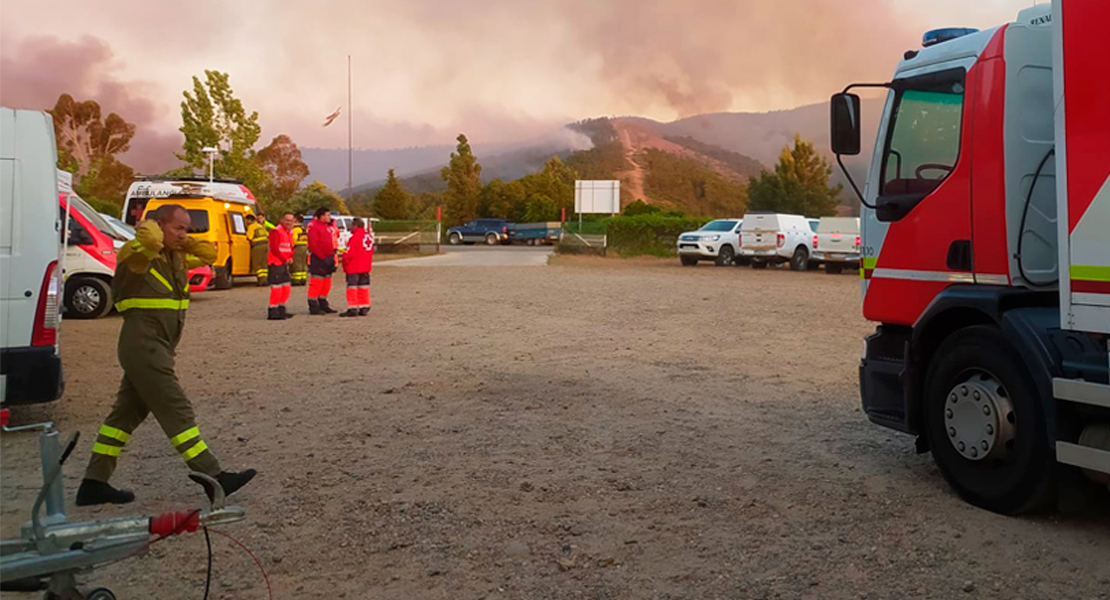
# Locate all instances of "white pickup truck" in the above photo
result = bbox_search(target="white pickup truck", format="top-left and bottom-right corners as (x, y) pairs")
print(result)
(813, 217), (860, 274)
(677, 218), (743, 266)
(739, 213), (817, 270)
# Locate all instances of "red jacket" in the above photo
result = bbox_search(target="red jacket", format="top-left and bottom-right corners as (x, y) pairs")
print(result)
(268, 226), (293, 265)
(307, 219), (336, 260)
(342, 227), (374, 274)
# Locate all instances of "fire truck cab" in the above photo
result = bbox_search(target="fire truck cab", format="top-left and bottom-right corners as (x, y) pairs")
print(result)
(830, 0), (1109, 514)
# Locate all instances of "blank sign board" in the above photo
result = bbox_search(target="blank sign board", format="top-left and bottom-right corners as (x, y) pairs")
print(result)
(575, 180), (620, 214)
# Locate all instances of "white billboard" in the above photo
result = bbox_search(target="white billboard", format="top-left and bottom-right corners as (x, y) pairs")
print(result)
(575, 180), (620, 214)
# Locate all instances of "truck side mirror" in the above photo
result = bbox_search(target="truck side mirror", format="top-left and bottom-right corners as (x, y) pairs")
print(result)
(830, 93), (861, 156)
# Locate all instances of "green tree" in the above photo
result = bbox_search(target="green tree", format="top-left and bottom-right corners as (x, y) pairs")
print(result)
(521, 193), (560, 222)
(480, 178), (526, 220)
(747, 134), (842, 216)
(175, 70), (270, 196)
(518, 156), (577, 221)
(441, 134), (482, 225)
(284, 180), (349, 216)
(48, 93), (136, 209)
(622, 199), (661, 216)
(256, 134), (310, 210)
(373, 169), (412, 219)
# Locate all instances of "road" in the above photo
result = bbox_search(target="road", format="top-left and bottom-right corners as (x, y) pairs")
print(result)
(2, 256), (1107, 600)
(377, 245), (552, 268)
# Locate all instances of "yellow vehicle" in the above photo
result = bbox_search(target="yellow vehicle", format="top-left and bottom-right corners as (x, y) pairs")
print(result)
(127, 178), (261, 289)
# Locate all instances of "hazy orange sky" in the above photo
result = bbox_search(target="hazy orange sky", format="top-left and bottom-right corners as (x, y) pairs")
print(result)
(1, 0), (1038, 171)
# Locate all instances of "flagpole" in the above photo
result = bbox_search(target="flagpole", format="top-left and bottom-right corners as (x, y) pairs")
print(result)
(347, 54), (352, 204)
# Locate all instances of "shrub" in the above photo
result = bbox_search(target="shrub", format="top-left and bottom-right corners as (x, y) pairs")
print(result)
(606, 214), (709, 257)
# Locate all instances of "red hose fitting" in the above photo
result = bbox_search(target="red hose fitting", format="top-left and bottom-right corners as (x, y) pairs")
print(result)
(149, 510), (201, 537)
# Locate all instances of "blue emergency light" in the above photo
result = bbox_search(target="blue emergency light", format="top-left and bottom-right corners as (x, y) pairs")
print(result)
(922, 28), (979, 47)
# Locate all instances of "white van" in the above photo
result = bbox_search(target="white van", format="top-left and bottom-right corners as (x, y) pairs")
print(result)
(813, 217), (860, 274)
(1, 108), (64, 405)
(739, 212), (817, 270)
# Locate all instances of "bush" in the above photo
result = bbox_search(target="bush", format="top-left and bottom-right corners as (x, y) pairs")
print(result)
(607, 214), (708, 258)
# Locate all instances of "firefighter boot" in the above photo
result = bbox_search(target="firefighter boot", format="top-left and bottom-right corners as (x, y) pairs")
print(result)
(319, 297), (339, 314)
(268, 307), (283, 321)
(308, 298), (323, 315)
(76, 479), (135, 506)
(358, 307), (371, 316)
(280, 306), (295, 319)
(338, 308), (359, 317)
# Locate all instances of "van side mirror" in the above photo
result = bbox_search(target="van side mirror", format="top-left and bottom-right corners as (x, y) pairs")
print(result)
(830, 93), (861, 156)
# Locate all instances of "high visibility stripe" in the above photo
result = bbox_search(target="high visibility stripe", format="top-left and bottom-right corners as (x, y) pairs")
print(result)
(871, 268), (975, 283)
(170, 426), (200, 447)
(150, 268), (173, 292)
(115, 298), (189, 312)
(92, 443), (122, 457)
(1071, 265), (1110, 282)
(181, 441), (209, 461)
(860, 256), (878, 280)
(99, 425), (131, 443)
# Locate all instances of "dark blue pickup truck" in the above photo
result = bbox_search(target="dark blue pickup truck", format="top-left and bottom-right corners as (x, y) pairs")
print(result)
(446, 219), (511, 245)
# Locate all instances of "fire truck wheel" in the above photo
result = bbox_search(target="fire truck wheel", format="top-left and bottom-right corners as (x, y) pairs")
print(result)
(923, 325), (1055, 514)
(790, 247), (810, 271)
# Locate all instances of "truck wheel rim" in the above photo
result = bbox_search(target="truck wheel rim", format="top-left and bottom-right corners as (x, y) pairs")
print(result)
(944, 373), (1015, 462)
(73, 285), (101, 313)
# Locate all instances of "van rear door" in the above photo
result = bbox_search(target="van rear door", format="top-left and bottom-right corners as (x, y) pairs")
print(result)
(741, 214), (781, 250)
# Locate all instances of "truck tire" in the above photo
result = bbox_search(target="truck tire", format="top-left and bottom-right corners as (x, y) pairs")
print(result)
(715, 245), (735, 266)
(448, 232), (462, 245)
(214, 262), (233, 290)
(826, 262), (843, 275)
(790, 247), (810, 271)
(923, 325), (1055, 515)
(485, 233), (499, 246)
(751, 260), (768, 269)
(65, 277), (112, 319)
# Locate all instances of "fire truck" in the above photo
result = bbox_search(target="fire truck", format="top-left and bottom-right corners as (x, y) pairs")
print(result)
(830, 0), (1109, 514)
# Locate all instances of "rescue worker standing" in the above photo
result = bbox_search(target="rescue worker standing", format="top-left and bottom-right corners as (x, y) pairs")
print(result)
(306, 207), (339, 315)
(267, 213), (297, 320)
(339, 218), (374, 317)
(246, 214), (269, 286)
(76, 205), (257, 506)
(290, 219), (308, 286)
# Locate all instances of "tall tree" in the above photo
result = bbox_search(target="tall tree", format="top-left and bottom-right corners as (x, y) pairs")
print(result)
(176, 70), (269, 194)
(747, 134), (842, 217)
(257, 134), (310, 210)
(373, 169), (412, 220)
(441, 134), (482, 225)
(48, 93), (136, 209)
(481, 178), (526, 220)
(285, 180), (349, 216)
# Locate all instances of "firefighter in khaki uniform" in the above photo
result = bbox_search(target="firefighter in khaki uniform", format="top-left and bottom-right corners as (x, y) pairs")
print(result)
(246, 214), (269, 286)
(290, 221), (308, 286)
(76, 205), (257, 506)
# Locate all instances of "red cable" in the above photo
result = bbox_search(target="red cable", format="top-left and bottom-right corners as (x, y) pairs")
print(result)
(208, 528), (273, 600)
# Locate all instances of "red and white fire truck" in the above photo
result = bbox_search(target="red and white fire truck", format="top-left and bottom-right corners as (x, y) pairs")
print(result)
(831, 0), (1109, 514)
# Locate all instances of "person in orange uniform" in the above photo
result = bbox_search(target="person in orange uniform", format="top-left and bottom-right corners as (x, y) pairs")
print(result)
(306, 208), (339, 315)
(339, 218), (374, 317)
(267, 213), (297, 320)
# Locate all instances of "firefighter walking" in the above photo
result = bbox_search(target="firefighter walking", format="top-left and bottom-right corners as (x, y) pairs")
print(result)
(339, 218), (374, 317)
(76, 205), (257, 506)
(306, 207), (339, 315)
(246, 213), (269, 286)
(291, 220), (308, 286)
(267, 213), (297, 320)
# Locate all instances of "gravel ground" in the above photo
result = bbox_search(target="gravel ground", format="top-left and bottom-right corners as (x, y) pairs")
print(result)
(2, 255), (1108, 600)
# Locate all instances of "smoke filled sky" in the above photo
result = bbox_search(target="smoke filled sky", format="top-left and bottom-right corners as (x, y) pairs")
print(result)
(1, 0), (1035, 171)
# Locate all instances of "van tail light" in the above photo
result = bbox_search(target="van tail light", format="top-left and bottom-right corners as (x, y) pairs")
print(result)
(777, 233), (785, 248)
(502, 227), (508, 234)
(738, 233), (742, 245)
(812, 235), (818, 249)
(32, 260), (60, 347)
(855, 236), (861, 248)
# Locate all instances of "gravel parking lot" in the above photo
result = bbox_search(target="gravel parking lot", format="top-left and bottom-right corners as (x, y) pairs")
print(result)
(2, 254), (1108, 600)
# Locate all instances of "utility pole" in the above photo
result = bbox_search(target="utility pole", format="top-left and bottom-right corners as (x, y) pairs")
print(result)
(347, 54), (353, 205)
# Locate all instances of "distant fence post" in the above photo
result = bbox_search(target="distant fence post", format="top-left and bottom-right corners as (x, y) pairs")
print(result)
(436, 206), (442, 254)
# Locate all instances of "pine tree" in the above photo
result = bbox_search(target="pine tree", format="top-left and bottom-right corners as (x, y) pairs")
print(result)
(373, 169), (412, 220)
(747, 134), (842, 216)
(441, 134), (482, 225)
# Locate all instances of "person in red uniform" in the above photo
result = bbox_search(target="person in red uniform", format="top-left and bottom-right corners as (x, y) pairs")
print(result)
(306, 207), (339, 315)
(339, 218), (374, 317)
(267, 213), (297, 320)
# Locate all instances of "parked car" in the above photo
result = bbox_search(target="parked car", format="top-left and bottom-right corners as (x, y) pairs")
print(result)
(60, 183), (129, 319)
(677, 219), (743, 266)
(812, 217), (860, 274)
(446, 219), (511, 245)
(739, 212), (815, 270)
